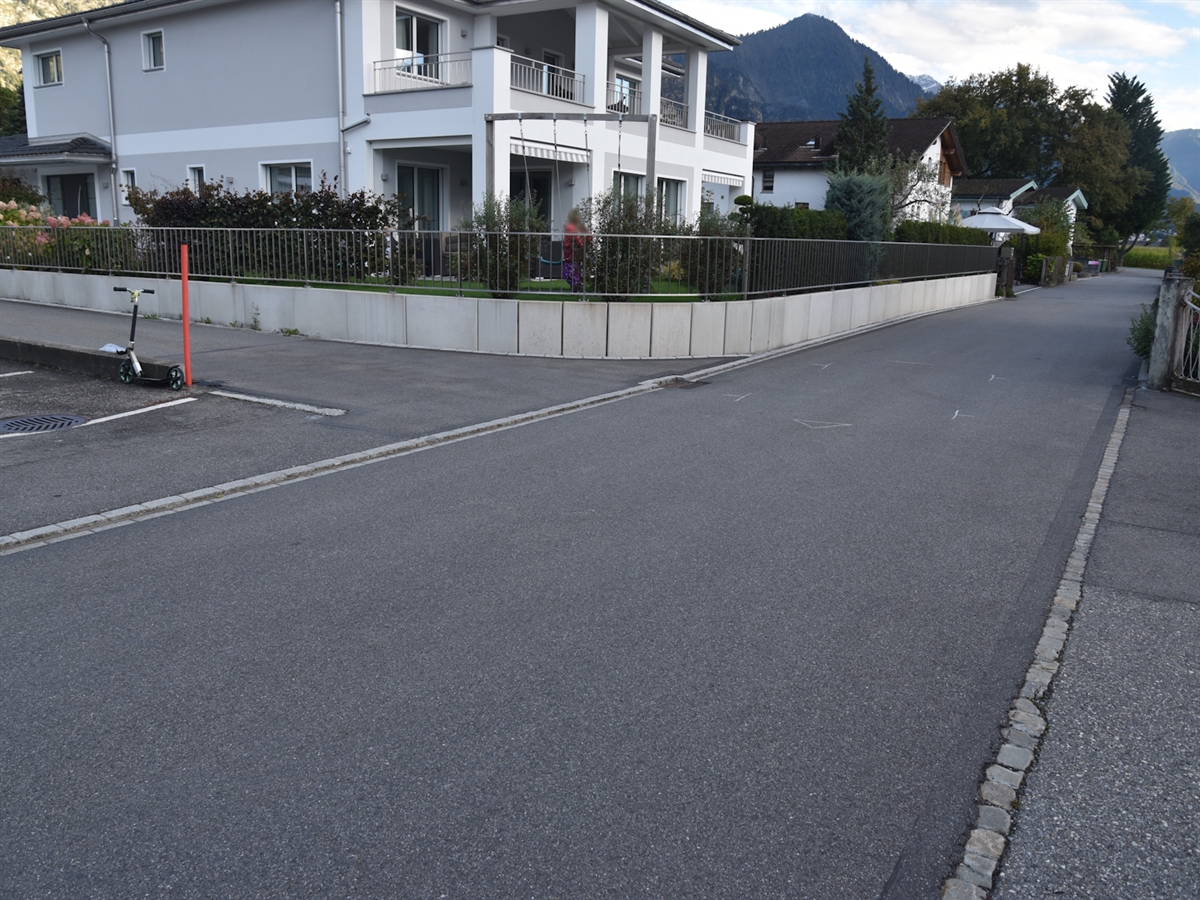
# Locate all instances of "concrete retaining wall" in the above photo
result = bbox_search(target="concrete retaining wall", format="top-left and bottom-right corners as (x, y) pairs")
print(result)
(0, 269), (996, 359)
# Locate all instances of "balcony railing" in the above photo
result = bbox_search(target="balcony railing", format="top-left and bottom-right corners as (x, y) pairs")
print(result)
(704, 111), (743, 143)
(510, 55), (584, 103)
(606, 81), (642, 115)
(373, 51), (472, 94)
(660, 97), (689, 129)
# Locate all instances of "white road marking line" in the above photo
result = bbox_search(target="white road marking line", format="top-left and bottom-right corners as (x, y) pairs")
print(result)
(0, 397), (197, 439)
(890, 360), (935, 366)
(723, 393), (752, 402)
(794, 419), (852, 429)
(0, 370), (34, 378)
(209, 390), (346, 417)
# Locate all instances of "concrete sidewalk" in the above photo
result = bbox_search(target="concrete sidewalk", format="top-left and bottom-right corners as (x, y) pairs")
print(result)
(991, 388), (1199, 899)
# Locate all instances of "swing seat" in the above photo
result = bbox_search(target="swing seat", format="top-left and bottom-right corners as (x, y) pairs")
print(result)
(535, 239), (564, 279)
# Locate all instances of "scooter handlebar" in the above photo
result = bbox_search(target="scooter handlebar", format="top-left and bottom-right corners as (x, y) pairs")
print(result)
(113, 286), (126, 292)
(112, 287), (154, 294)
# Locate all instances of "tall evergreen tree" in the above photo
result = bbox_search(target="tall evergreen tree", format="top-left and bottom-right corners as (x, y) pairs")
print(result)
(1104, 73), (1170, 258)
(835, 57), (889, 173)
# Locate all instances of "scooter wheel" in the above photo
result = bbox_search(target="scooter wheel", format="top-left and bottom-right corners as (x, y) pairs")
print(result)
(167, 366), (185, 391)
(119, 360), (135, 384)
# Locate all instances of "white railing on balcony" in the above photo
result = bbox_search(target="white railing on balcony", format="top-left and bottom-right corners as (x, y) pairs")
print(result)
(660, 97), (689, 129)
(704, 111), (743, 143)
(373, 52), (472, 94)
(606, 81), (642, 115)
(510, 55), (584, 103)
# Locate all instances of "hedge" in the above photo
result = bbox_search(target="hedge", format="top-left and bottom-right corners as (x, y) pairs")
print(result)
(892, 220), (993, 246)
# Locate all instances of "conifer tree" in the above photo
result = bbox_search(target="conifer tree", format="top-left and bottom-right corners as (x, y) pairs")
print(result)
(1104, 73), (1170, 259)
(834, 57), (889, 173)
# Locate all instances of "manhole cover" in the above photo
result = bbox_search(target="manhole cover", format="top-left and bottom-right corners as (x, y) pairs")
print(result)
(0, 414), (88, 434)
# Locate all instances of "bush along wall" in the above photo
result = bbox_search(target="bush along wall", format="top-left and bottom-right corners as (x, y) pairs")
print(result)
(892, 220), (993, 246)
(733, 200), (848, 240)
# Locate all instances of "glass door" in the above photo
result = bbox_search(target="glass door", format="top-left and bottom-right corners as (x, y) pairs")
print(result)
(397, 165), (441, 231)
(396, 7), (440, 78)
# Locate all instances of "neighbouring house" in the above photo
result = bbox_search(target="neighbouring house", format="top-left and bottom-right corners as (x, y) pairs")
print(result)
(1013, 185), (1088, 256)
(0, 0), (755, 228)
(751, 117), (966, 222)
(951, 178), (1038, 218)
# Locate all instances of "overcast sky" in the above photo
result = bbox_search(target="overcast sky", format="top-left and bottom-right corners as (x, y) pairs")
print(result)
(661, 0), (1200, 132)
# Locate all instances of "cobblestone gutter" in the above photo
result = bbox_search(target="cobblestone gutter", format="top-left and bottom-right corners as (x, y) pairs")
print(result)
(941, 388), (1135, 900)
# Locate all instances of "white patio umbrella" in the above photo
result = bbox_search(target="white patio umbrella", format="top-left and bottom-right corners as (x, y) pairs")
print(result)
(960, 206), (1040, 235)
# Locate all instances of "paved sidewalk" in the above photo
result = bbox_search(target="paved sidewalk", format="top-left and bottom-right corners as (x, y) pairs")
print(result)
(992, 388), (1200, 899)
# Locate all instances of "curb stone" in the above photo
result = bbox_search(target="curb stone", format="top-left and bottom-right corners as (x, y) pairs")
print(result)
(940, 388), (1133, 900)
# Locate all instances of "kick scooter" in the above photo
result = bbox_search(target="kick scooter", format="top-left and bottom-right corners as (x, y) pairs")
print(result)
(113, 286), (185, 391)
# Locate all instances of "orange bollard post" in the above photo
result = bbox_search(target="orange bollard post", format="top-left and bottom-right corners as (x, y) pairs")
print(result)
(181, 242), (192, 386)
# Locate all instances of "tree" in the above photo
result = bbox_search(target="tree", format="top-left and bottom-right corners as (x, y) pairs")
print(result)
(1103, 73), (1171, 260)
(834, 57), (888, 173)
(0, 82), (25, 136)
(824, 172), (889, 242)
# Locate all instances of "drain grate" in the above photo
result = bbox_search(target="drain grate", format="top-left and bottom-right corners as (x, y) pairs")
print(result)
(0, 414), (88, 434)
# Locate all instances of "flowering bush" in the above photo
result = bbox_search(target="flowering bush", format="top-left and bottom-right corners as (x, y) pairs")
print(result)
(0, 201), (124, 272)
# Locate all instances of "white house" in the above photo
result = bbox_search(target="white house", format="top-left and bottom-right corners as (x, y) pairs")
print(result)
(0, 0), (755, 229)
(751, 118), (966, 222)
(951, 178), (1038, 217)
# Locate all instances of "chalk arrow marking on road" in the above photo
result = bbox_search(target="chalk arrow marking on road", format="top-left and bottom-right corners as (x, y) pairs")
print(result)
(794, 419), (852, 429)
(723, 393), (752, 402)
(952, 410), (975, 419)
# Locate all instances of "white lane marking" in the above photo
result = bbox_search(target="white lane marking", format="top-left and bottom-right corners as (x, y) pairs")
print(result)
(890, 360), (935, 366)
(795, 419), (852, 429)
(0, 370), (34, 378)
(0, 397), (197, 439)
(952, 410), (975, 420)
(209, 390), (346, 417)
(723, 393), (752, 402)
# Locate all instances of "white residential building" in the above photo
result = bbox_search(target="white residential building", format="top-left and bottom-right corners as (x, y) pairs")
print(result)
(0, 0), (754, 229)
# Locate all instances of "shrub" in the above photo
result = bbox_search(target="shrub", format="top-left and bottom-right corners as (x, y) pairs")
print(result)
(460, 192), (546, 299)
(1182, 252), (1200, 279)
(1180, 212), (1200, 257)
(577, 188), (660, 300)
(0, 171), (44, 206)
(892, 220), (992, 245)
(1024, 253), (1047, 281)
(1127, 303), (1156, 360)
(737, 202), (847, 240)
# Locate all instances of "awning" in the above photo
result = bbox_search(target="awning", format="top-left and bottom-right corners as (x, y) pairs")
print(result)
(701, 171), (744, 187)
(511, 141), (588, 164)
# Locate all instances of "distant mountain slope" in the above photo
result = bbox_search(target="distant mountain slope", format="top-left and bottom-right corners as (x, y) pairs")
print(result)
(0, 0), (112, 91)
(707, 14), (928, 122)
(1162, 129), (1200, 200)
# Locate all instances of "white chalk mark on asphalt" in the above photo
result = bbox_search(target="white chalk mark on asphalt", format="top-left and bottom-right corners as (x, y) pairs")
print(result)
(795, 419), (852, 429)
(989, 375), (1008, 382)
(891, 360), (935, 366)
(210, 390), (346, 417)
(952, 410), (975, 420)
(723, 393), (752, 402)
(812, 363), (832, 370)
(0, 370), (34, 378)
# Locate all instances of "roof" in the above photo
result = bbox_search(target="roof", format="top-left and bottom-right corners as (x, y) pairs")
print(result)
(0, 133), (111, 164)
(951, 178), (1039, 201)
(0, 0), (739, 49)
(1016, 186), (1088, 210)
(753, 118), (965, 175)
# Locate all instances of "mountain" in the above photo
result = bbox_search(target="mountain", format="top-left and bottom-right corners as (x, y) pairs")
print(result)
(1162, 129), (1200, 201)
(707, 14), (930, 123)
(0, 0), (112, 92)
(910, 74), (942, 97)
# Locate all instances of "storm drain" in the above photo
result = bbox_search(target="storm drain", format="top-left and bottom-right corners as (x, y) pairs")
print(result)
(0, 414), (88, 434)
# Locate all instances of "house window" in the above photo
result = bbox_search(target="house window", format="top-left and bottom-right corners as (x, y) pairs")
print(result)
(396, 6), (440, 60)
(120, 169), (136, 205)
(657, 178), (684, 223)
(267, 163), (312, 194)
(761, 170), (774, 193)
(46, 174), (95, 218)
(614, 171), (644, 200)
(37, 51), (62, 86)
(143, 31), (164, 70)
(794, 201), (809, 210)
(187, 166), (205, 192)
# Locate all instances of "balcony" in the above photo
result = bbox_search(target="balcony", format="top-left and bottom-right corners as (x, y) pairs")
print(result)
(606, 81), (642, 115)
(703, 111), (744, 143)
(373, 52), (472, 94)
(660, 97), (688, 129)
(510, 55), (584, 103)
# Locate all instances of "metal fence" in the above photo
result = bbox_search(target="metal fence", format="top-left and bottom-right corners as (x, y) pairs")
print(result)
(0, 226), (998, 301)
(1174, 290), (1200, 384)
(373, 52), (473, 93)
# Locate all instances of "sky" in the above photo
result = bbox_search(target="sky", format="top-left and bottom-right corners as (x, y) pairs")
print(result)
(660, 0), (1200, 132)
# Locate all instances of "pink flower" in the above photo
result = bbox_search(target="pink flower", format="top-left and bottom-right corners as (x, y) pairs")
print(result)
(35, 233), (49, 245)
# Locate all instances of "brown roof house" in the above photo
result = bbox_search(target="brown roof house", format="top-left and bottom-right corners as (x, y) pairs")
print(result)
(752, 117), (966, 222)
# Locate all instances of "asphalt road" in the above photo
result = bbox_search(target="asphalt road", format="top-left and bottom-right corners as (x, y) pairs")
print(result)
(1, 271), (1151, 898)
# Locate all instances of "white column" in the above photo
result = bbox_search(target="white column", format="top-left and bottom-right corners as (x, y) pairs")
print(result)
(642, 29), (663, 124)
(574, 2), (609, 111)
(472, 38), (512, 205)
(685, 47), (707, 133)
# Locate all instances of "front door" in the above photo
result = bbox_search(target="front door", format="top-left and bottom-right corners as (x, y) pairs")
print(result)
(46, 173), (95, 218)
(509, 170), (552, 224)
(397, 165), (441, 231)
